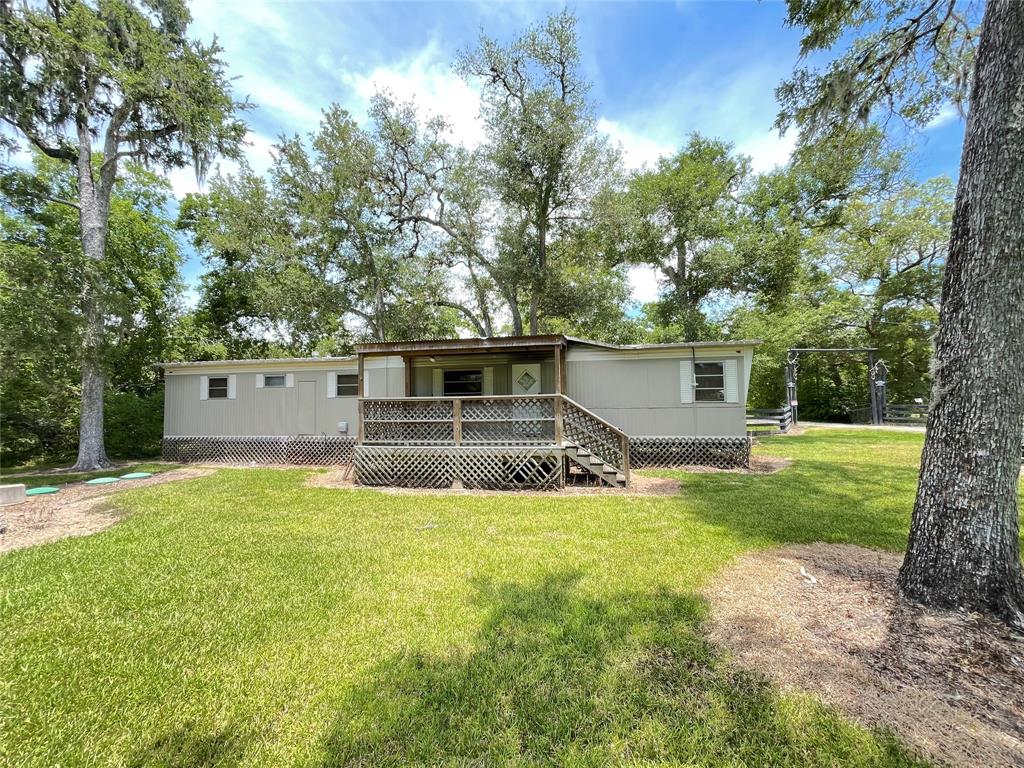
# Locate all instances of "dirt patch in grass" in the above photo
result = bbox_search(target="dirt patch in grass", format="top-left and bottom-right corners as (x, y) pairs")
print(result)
(705, 543), (1024, 768)
(0, 468), (213, 553)
(305, 467), (682, 496)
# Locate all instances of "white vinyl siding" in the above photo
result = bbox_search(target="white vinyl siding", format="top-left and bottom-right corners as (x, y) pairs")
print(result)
(432, 369), (443, 396)
(679, 361), (693, 404)
(483, 366), (494, 395)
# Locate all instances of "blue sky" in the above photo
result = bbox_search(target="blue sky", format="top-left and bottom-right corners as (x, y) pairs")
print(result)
(170, 0), (966, 304)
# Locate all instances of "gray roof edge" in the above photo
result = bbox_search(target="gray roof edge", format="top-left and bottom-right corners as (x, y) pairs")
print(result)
(157, 338), (763, 368)
(155, 355), (356, 369)
(564, 337), (763, 350)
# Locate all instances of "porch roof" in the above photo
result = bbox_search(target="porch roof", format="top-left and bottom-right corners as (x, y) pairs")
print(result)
(356, 335), (568, 357)
(356, 335), (762, 357)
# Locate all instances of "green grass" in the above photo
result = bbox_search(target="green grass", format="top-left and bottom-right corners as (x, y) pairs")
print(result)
(0, 461), (170, 489)
(3, 429), (1015, 766)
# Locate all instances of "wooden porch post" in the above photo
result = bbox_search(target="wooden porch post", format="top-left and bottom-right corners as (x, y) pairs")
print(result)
(453, 398), (462, 446)
(553, 344), (564, 394)
(403, 355), (412, 396)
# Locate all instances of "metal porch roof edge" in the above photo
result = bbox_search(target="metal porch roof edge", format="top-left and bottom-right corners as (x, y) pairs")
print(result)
(356, 334), (763, 355)
(563, 336), (763, 351)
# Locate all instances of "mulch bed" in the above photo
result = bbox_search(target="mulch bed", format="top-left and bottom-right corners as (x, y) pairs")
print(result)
(705, 543), (1024, 768)
(0, 468), (213, 553)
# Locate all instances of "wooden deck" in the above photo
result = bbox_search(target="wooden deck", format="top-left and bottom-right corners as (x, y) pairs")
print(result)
(354, 394), (630, 489)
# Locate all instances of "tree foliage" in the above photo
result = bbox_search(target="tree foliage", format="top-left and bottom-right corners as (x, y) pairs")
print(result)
(1, 156), (183, 464)
(0, 0), (247, 469)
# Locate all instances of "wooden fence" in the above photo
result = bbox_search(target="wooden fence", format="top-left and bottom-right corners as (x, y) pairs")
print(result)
(883, 403), (929, 426)
(746, 406), (793, 435)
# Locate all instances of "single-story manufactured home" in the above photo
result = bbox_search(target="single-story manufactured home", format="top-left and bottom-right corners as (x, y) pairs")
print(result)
(160, 335), (761, 490)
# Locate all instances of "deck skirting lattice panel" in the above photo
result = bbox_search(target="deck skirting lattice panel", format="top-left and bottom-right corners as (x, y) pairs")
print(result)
(630, 436), (750, 469)
(162, 435), (355, 465)
(354, 445), (564, 490)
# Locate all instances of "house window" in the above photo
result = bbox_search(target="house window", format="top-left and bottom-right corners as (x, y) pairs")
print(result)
(694, 362), (725, 402)
(336, 373), (358, 397)
(443, 369), (482, 396)
(263, 374), (287, 388)
(207, 376), (229, 399)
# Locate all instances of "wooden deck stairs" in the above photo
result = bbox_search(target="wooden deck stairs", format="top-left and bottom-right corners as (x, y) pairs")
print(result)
(563, 443), (628, 488)
(560, 396), (630, 488)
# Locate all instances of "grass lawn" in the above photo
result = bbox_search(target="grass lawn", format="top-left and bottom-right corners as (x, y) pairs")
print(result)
(2, 429), (1018, 766)
(0, 461), (170, 489)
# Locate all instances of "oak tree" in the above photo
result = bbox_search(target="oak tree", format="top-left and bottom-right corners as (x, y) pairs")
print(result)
(779, 0), (1024, 628)
(1, 0), (246, 468)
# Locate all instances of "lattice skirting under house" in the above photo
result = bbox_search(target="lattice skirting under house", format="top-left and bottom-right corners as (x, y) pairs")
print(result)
(162, 436), (355, 465)
(630, 436), (751, 469)
(354, 445), (565, 490)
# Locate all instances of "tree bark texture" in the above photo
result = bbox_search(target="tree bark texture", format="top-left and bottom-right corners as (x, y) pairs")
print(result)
(898, 0), (1024, 628)
(72, 120), (112, 471)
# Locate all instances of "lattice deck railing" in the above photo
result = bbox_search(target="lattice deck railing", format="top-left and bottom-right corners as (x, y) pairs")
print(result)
(361, 395), (557, 447)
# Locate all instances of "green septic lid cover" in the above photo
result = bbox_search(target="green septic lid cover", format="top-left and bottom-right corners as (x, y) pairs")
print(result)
(120, 472), (152, 480)
(26, 486), (60, 495)
(85, 477), (120, 485)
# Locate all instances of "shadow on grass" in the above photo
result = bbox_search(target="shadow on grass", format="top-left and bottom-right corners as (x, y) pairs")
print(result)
(316, 572), (925, 767)
(667, 457), (922, 552)
(128, 724), (244, 767)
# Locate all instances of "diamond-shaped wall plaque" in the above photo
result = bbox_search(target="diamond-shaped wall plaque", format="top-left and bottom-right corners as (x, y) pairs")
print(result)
(516, 370), (537, 391)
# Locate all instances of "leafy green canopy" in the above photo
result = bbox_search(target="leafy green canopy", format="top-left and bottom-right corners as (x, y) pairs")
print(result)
(0, 155), (187, 464)
(1, 0), (246, 172)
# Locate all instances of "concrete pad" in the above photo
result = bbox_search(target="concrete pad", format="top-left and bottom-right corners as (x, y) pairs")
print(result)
(0, 484), (27, 506)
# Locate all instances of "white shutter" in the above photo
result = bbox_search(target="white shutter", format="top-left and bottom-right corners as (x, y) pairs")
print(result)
(432, 369), (443, 396)
(326, 371), (336, 398)
(723, 359), (739, 403)
(256, 374), (265, 389)
(285, 373), (294, 388)
(363, 370), (371, 396)
(227, 374), (237, 400)
(679, 360), (694, 404)
(483, 367), (494, 395)
(200, 375), (209, 401)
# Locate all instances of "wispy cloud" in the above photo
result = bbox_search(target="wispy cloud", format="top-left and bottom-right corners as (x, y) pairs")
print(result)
(338, 41), (486, 148)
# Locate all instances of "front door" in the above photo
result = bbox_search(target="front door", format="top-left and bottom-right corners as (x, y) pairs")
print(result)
(297, 380), (317, 434)
(511, 363), (542, 395)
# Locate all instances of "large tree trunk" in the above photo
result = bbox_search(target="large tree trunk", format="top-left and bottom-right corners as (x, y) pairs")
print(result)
(897, 0), (1024, 629)
(72, 123), (112, 471)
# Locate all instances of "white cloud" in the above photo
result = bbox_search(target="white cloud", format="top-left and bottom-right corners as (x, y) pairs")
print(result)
(628, 265), (663, 305)
(926, 104), (961, 130)
(737, 129), (797, 173)
(597, 118), (672, 170)
(163, 131), (277, 198)
(339, 42), (485, 148)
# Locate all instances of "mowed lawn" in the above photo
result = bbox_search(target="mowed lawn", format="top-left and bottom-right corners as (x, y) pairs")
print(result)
(3, 430), (1016, 767)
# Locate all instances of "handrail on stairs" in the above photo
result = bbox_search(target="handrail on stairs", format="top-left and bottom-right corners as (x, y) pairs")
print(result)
(558, 394), (630, 486)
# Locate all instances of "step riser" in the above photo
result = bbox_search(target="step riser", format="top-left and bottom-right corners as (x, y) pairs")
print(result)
(565, 446), (626, 488)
